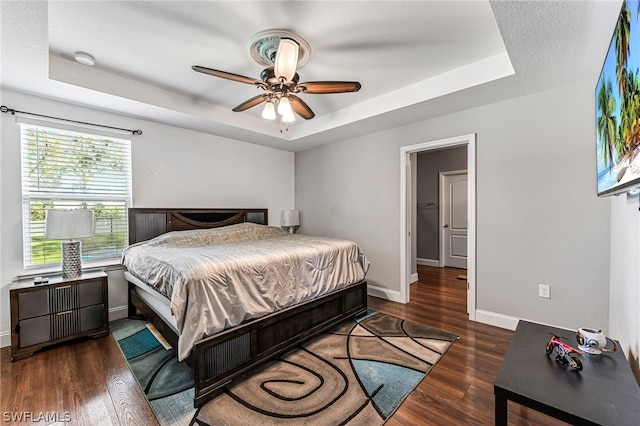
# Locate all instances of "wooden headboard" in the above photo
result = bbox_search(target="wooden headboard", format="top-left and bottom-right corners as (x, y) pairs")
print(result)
(128, 208), (268, 244)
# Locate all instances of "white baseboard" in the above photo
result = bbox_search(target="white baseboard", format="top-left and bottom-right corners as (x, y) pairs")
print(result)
(475, 310), (519, 331)
(0, 331), (10, 348)
(367, 285), (406, 304)
(410, 273), (418, 284)
(109, 305), (128, 322)
(474, 310), (576, 334)
(417, 258), (440, 267)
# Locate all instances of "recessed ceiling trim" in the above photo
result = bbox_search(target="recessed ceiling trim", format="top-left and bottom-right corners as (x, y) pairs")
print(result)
(48, 48), (513, 144)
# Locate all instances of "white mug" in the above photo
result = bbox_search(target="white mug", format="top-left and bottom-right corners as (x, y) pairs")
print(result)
(576, 327), (617, 355)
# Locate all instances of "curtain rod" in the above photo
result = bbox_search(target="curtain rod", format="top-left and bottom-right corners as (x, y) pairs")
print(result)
(0, 105), (143, 135)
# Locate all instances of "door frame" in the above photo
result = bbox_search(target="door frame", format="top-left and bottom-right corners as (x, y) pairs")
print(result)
(439, 170), (468, 268)
(400, 133), (476, 320)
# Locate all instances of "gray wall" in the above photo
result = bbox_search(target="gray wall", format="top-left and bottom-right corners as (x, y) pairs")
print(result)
(296, 81), (611, 331)
(416, 146), (467, 261)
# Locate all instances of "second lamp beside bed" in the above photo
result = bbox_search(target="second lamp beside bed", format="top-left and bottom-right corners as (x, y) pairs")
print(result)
(281, 209), (300, 233)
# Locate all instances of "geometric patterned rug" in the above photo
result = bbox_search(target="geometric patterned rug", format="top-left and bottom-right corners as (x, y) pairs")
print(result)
(111, 310), (457, 425)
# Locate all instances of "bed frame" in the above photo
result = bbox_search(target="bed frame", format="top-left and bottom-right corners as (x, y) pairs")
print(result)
(126, 208), (368, 407)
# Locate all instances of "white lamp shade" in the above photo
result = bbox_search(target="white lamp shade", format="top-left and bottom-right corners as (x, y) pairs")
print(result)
(45, 209), (95, 239)
(274, 38), (299, 82)
(262, 101), (276, 120)
(281, 210), (300, 227)
(278, 96), (293, 116)
(282, 111), (296, 123)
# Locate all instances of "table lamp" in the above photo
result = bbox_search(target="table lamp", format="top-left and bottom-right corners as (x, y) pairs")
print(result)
(281, 210), (300, 233)
(45, 209), (95, 278)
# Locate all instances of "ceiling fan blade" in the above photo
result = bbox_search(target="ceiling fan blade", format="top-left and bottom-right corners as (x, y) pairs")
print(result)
(290, 95), (315, 120)
(232, 94), (267, 112)
(297, 81), (362, 94)
(274, 38), (299, 82)
(192, 65), (262, 85)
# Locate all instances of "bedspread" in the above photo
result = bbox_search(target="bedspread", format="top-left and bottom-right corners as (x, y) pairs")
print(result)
(121, 223), (368, 361)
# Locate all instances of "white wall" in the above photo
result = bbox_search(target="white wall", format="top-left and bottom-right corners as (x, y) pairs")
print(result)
(296, 82), (612, 332)
(0, 89), (295, 347)
(609, 193), (640, 380)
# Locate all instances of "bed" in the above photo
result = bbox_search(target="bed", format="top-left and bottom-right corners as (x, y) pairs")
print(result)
(123, 208), (368, 407)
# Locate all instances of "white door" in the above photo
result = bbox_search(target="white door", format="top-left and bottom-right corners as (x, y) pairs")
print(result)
(440, 171), (468, 269)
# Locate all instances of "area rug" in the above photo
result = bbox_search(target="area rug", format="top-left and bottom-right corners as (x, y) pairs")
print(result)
(111, 311), (457, 425)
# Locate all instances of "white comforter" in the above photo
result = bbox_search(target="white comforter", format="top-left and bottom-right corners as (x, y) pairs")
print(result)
(122, 223), (367, 361)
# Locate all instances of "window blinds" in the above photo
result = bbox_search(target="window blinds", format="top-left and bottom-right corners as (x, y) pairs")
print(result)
(20, 124), (132, 267)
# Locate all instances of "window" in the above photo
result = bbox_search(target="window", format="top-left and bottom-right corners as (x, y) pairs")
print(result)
(20, 124), (132, 268)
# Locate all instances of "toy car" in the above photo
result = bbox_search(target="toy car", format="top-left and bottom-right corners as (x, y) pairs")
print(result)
(545, 333), (583, 371)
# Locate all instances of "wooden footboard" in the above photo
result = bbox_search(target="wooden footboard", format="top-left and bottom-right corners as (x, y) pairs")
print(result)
(129, 280), (368, 408)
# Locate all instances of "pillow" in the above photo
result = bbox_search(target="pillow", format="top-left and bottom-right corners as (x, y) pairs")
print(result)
(145, 222), (286, 247)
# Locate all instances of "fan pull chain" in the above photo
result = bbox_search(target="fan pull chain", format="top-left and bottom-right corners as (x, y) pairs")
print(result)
(279, 117), (289, 133)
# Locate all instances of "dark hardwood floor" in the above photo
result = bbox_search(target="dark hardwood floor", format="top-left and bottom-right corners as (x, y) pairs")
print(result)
(370, 265), (566, 426)
(1, 265), (566, 425)
(1, 327), (157, 425)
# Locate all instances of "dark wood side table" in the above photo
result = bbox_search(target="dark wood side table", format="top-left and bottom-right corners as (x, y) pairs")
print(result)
(10, 271), (109, 361)
(494, 320), (640, 425)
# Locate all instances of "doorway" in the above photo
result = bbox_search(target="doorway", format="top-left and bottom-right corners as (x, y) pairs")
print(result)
(440, 170), (468, 269)
(400, 134), (476, 320)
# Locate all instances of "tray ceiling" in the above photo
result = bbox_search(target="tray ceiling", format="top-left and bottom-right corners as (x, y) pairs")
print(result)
(0, 1), (622, 152)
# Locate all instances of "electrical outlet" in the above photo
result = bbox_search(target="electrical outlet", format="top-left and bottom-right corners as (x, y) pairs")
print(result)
(539, 284), (550, 299)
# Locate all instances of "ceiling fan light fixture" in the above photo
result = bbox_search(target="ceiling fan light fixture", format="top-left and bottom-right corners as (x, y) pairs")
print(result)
(194, 29), (360, 130)
(262, 101), (276, 120)
(277, 96), (293, 116)
(274, 38), (299, 82)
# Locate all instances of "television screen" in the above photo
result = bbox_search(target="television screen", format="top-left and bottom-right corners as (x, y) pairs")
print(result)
(596, 0), (640, 196)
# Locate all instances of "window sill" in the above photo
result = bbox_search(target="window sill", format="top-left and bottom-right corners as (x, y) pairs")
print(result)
(18, 259), (125, 280)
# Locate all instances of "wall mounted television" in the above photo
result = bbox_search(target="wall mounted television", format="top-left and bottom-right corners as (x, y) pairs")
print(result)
(596, 0), (640, 196)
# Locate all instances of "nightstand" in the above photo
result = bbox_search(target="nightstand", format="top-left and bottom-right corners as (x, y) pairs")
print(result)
(10, 271), (109, 361)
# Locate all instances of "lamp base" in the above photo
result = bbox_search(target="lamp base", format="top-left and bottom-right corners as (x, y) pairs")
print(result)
(61, 241), (82, 279)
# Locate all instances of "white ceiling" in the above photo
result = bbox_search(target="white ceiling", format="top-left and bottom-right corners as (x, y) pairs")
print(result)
(0, 1), (622, 152)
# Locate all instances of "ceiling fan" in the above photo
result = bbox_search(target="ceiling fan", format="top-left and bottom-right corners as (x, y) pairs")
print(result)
(192, 30), (361, 125)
